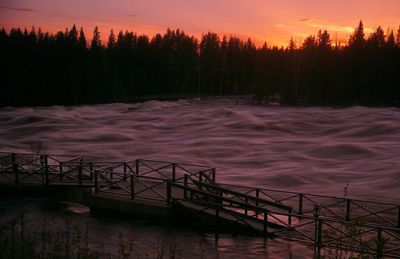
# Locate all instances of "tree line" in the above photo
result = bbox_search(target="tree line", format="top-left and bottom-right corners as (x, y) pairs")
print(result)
(1, 21), (399, 107)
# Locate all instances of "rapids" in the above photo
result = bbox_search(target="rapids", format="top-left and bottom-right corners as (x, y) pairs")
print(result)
(1, 99), (399, 258)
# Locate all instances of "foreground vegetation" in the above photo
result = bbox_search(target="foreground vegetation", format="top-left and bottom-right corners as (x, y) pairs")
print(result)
(1, 21), (400, 107)
(0, 214), (186, 259)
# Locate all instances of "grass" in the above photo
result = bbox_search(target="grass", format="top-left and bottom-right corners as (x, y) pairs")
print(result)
(318, 183), (389, 259)
(0, 213), (187, 259)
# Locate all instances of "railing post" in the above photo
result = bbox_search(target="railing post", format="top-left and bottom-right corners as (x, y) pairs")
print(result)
(317, 218), (323, 251)
(172, 163), (176, 182)
(376, 227), (383, 258)
(212, 168), (216, 182)
(199, 171), (203, 183)
(123, 162), (127, 182)
(298, 194), (303, 215)
(59, 162), (63, 180)
(78, 158), (83, 186)
(345, 199), (351, 221)
(89, 162), (93, 181)
(216, 207), (220, 229)
(245, 198), (248, 215)
(263, 210), (269, 235)
(397, 205), (400, 228)
(288, 209), (292, 226)
(44, 155), (49, 185)
(94, 170), (99, 194)
(167, 180), (172, 204)
(12, 153), (19, 185)
(184, 174), (188, 199)
(314, 205), (320, 251)
(111, 169), (114, 180)
(255, 189), (260, 217)
(135, 159), (140, 176)
(130, 175), (135, 200)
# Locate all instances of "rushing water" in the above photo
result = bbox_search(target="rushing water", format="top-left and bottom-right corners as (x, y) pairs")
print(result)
(1, 99), (399, 258)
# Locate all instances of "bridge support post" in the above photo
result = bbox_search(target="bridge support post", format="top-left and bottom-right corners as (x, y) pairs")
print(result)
(130, 175), (135, 200)
(397, 206), (400, 228)
(298, 194), (303, 215)
(78, 158), (83, 186)
(167, 180), (171, 204)
(135, 159), (140, 176)
(59, 162), (63, 180)
(345, 199), (351, 221)
(376, 227), (383, 258)
(215, 207), (220, 229)
(94, 170), (99, 194)
(172, 163), (176, 182)
(44, 155), (49, 185)
(244, 198), (248, 215)
(211, 168), (216, 182)
(12, 153), (19, 185)
(288, 209), (292, 226)
(184, 174), (188, 199)
(255, 189), (259, 217)
(263, 211), (268, 235)
(317, 218), (323, 251)
(89, 162), (93, 181)
(123, 162), (127, 182)
(314, 205), (320, 251)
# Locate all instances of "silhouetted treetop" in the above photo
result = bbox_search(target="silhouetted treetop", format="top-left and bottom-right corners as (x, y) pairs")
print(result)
(107, 29), (116, 49)
(368, 26), (385, 48)
(349, 20), (366, 48)
(90, 26), (101, 50)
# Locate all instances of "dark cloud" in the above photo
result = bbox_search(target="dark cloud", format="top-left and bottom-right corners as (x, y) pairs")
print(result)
(0, 5), (35, 12)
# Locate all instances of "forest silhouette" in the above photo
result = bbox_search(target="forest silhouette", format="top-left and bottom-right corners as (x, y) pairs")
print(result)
(1, 21), (399, 107)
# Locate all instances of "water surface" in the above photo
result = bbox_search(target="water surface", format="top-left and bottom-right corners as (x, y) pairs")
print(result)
(1, 99), (399, 257)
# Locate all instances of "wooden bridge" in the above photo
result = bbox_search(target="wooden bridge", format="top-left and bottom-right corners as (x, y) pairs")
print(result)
(0, 152), (399, 258)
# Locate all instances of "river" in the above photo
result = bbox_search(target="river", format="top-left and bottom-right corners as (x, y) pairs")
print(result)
(1, 99), (399, 258)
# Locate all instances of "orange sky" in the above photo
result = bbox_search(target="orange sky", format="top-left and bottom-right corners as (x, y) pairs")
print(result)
(1, 0), (399, 47)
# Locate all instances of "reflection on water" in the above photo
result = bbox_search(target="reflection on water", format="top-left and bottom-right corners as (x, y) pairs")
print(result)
(1, 99), (399, 257)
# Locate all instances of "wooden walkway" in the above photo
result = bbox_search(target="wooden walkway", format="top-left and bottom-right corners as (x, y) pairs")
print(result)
(0, 152), (399, 258)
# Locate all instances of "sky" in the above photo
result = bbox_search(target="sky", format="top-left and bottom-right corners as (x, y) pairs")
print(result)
(1, 0), (399, 47)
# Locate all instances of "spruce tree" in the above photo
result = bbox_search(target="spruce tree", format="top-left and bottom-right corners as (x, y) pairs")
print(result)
(78, 27), (87, 49)
(90, 26), (101, 50)
(349, 20), (365, 48)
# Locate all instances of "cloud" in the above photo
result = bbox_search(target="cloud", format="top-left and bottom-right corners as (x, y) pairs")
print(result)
(299, 18), (312, 23)
(296, 19), (355, 33)
(0, 5), (35, 12)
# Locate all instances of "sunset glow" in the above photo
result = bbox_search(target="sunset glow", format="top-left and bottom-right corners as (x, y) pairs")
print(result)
(1, 0), (400, 46)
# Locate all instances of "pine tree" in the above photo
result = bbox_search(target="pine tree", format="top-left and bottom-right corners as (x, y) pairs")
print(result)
(368, 26), (385, 48)
(302, 35), (317, 49)
(317, 30), (331, 49)
(68, 24), (78, 43)
(78, 27), (87, 49)
(90, 26), (101, 50)
(107, 29), (116, 49)
(349, 20), (365, 48)
(386, 30), (395, 48)
(288, 37), (296, 50)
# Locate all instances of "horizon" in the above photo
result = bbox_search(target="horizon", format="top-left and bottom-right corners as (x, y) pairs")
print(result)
(2, 20), (399, 49)
(1, 0), (400, 47)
